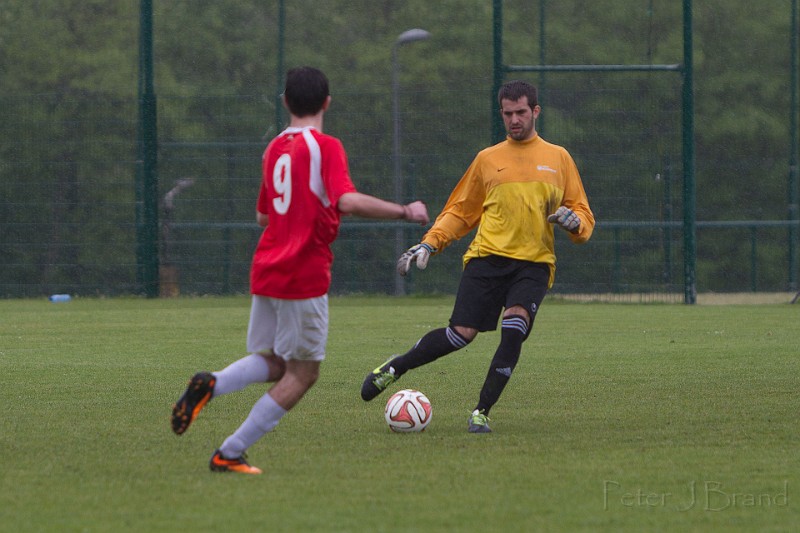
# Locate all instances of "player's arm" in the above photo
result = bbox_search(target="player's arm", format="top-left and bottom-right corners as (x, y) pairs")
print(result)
(337, 192), (428, 225)
(555, 202), (594, 243)
(398, 159), (485, 276)
(256, 210), (269, 227)
(547, 153), (594, 243)
(421, 162), (485, 252)
(397, 205), (481, 277)
(337, 192), (433, 277)
(548, 201), (594, 242)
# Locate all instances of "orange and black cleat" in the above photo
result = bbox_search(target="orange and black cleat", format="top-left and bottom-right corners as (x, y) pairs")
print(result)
(209, 449), (263, 475)
(171, 372), (216, 435)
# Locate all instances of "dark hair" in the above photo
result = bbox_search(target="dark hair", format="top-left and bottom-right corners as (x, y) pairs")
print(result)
(498, 80), (538, 109)
(283, 66), (330, 117)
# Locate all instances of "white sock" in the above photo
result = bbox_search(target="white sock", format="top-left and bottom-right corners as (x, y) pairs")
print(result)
(219, 393), (287, 458)
(212, 354), (270, 397)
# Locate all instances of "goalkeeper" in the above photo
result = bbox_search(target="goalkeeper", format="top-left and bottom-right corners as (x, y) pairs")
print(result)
(361, 80), (594, 433)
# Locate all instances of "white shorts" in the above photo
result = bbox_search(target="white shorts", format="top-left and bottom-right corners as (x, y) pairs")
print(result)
(246, 295), (328, 361)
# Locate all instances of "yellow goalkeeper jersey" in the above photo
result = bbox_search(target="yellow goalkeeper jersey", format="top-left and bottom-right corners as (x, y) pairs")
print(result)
(421, 134), (594, 288)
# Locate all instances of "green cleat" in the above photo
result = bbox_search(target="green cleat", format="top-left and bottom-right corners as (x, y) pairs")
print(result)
(360, 357), (399, 401)
(467, 409), (492, 433)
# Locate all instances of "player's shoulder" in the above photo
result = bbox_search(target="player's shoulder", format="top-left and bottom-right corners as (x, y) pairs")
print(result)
(480, 138), (508, 155)
(306, 127), (342, 144)
(535, 135), (569, 154)
(308, 129), (347, 157)
(474, 140), (507, 162)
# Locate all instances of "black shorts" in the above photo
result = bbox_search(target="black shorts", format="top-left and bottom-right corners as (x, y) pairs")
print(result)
(449, 256), (550, 332)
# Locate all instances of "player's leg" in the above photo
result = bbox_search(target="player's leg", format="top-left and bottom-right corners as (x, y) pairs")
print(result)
(212, 296), (287, 395)
(173, 354), (285, 435)
(360, 326), (475, 401)
(361, 257), (504, 401)
(170, 296), (284, 435)
(469, 262), (549, 433)
(212, 359), (320, 474)
(212, 353), (286, 396)
(211, 296), (327, 474)
(393, 325), (477, 375)
(468, 306), (530, 434)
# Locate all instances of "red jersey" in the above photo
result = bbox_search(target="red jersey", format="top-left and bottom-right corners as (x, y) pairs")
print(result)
(251, 127), (357, 299)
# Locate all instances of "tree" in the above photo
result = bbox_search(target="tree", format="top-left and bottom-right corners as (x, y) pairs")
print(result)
(1, 0), (797, 295)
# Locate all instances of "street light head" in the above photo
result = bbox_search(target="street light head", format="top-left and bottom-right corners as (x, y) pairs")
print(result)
(396, 28), (431, 46)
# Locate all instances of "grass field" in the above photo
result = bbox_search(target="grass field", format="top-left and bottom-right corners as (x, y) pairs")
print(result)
(1, 295), (798, 532)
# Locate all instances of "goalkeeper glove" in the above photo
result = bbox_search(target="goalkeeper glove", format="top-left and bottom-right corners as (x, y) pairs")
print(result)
(396, 243), (436, 276)
(547, 206), (581, 233)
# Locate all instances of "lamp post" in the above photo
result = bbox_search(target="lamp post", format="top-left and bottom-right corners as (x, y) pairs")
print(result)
(392, 28), (431, 295)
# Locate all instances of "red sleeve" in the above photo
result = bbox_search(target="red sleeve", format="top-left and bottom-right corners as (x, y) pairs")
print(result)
(321, 137), (357, 208)
(257, 145), (273, 215)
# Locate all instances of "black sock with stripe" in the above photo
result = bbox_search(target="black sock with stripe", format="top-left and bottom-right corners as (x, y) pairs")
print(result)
(391, 327), (470, 376)
(475, 315), (529, 414)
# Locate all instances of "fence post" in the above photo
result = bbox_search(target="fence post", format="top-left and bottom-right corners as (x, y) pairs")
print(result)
(750, 225), (758, 292)
(275, 0), (286, 136)
(492, 0), (504, 144)
(681, 0), (697, 304)
(613, 227), (621, 293)
(662, 157), (674, 285)
(789, 0), (799, 291)
(136, 0), (159, 298)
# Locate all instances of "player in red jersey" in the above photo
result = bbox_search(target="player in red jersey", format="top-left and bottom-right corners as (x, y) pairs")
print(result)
(171, 67), (429, 474)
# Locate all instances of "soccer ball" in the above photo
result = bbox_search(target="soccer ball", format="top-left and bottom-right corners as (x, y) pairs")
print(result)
(384, 389), (432, 433)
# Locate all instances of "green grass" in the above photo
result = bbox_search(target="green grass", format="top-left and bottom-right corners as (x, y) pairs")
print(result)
(1, 296), (798, 532)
